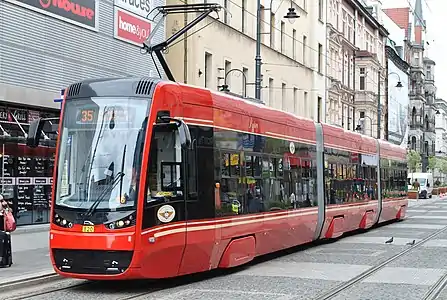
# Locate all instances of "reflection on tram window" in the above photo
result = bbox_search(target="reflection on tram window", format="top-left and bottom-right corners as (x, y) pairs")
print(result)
(380, 158), (407, 200)
(213, 132), (318, 217)
(324, 148), (384, 205)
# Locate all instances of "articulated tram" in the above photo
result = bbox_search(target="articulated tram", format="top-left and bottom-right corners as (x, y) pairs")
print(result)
(27, 77), (407, 280)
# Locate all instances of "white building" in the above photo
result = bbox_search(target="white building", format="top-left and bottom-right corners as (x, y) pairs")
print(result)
(165, 0), (326, 120)
(326, 0), (388, 137)
(381, 6), (410, 147)
(435, 98), (447, 155)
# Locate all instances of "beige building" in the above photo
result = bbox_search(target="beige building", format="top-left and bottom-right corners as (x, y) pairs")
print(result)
(326, 0), (387, 138)
(165, 0), (326, 121)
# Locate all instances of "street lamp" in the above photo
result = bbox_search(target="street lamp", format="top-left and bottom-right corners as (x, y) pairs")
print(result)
(255, 0), (299, 100)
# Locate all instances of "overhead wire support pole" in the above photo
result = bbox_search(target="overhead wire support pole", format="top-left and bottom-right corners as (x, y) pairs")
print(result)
(142, 3), (222, 82)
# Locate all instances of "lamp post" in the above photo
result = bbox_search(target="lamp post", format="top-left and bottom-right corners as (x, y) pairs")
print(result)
(255, 0), (299, 100)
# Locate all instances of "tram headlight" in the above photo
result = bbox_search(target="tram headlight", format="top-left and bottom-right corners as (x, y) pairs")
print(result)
(105, 212), (136, 230)
(53, 213), (73, 228)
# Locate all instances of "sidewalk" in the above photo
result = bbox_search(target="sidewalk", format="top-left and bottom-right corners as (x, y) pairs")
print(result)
(0, 226), (54, 285)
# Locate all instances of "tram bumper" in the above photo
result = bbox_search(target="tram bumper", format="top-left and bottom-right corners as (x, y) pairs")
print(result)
(49, 229), (141, 279)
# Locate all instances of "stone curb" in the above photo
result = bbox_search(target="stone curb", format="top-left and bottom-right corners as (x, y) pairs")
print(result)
(13, 224), (50, 235)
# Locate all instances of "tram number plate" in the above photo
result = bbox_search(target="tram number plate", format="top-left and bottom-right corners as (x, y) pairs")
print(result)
(82, 226), (95, 233)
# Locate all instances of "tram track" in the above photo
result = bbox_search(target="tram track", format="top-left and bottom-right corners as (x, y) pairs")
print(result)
(312, 221), (447, 300)
(8, 279), (97, 300)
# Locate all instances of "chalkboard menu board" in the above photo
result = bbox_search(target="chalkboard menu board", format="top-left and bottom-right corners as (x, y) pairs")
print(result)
(3, 155), (15, 178)
(17, 177), (33, 212)
(34, 157), (46, 177)
(33, 184), (48, 209)
(17, 156), (32, 177)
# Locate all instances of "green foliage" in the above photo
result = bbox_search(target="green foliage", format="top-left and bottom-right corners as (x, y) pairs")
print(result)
(407, 150), (421, 172)
(428, 155), (438, 171)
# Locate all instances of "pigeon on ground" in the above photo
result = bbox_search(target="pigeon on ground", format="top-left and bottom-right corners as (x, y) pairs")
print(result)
(385, 237), (394, 244)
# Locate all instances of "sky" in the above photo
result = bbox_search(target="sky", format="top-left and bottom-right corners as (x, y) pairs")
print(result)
(381, 0), (446, 100)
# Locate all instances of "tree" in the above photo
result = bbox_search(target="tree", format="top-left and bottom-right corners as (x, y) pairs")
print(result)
(428, 155), (438, 172)
(407, 150), (421, 173)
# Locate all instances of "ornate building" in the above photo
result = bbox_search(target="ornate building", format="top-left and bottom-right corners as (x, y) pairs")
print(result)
(326, 0), (388, 137)
(384, 0), (437, 171)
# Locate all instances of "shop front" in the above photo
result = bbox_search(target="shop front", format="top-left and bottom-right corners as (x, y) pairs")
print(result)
(0, 105), (59, 226)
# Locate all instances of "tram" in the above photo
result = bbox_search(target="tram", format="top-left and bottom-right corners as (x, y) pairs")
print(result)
(26, 77), (408, 280)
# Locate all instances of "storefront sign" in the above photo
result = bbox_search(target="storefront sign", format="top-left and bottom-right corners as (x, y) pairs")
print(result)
(114, 0), (153, 18)
(114, 7), (152, 46)
(4, 0), (98, 31)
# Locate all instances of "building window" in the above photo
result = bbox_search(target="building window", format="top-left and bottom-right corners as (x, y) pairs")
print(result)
(268, 78), (274, 107)
(293, 87), (298, 114)
(242, 67), (248, 96)
(280, 21), (285, 53)
(318, 43), (323, 73)
(292, 29), (297, 60)
(224, 60), (231, 87)
(205, 52), (212, 88)
(260, 5), (266, 44)
(304, 91), (308, 117)
(224, 0), (229, 24)
(282, 83), (286, 111)
(270, 12), (276, 49)
(318, 0), (323, 20)
(317, 96), (322, 122)
(303, 35), (307, 64)
(242, 0), (247, 33)
(359, 67), (366, 90)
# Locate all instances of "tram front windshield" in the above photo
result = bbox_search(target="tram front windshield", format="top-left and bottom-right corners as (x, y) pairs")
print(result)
(54, 97), (148, 212)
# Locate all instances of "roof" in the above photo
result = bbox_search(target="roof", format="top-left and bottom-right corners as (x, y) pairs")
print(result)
(383, 8), (410, 38)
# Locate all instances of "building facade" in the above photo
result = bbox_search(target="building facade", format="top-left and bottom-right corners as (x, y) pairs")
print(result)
(383, 0), (437, 171)
(0, 0), (165, 225)
(326, 0), (387, 138)
(435, 98), (447, 155)
(165, 0), (326, 121)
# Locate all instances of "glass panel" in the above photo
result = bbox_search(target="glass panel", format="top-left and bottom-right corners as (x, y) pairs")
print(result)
(54, 97), (148, 212)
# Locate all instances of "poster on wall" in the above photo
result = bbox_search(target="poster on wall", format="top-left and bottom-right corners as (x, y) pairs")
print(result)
(4, 0), (99, 31)
(387, 60), (409, 148)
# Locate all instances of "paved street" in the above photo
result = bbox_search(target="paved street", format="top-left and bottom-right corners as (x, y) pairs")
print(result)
(3, 197), (447, 300)
(0, 225), (52, 285)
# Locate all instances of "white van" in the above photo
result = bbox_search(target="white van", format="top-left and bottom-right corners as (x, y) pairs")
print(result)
(408, 173), (434, 199)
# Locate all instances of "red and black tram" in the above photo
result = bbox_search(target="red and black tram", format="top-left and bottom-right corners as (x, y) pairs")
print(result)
(27, 77), (408, 280)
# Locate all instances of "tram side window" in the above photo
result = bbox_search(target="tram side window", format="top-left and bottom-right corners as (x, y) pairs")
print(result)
(324, 148), (355, 204)
(217, 152), (241, 216)
(145, 124), (184, 207)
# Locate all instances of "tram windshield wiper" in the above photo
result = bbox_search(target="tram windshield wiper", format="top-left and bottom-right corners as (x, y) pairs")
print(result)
(84, 145), (127, 218)
(84, 171), (125, 218)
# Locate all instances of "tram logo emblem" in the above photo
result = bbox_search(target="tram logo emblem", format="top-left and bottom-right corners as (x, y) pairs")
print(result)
(157, 205), (176, 223)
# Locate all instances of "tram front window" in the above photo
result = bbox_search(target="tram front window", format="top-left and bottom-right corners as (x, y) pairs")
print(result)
(55, 97), (148, 213)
